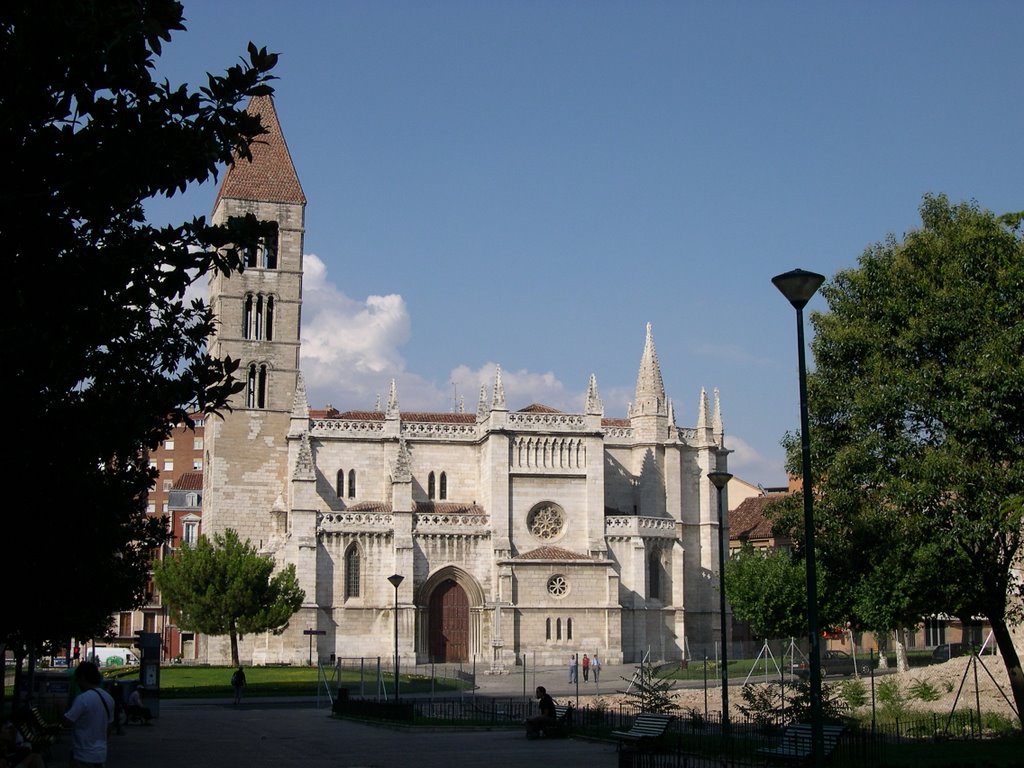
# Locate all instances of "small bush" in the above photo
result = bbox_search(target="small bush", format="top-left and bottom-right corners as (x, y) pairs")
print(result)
(877, 678), (915, 718)
(907, 678), (940, 702)
(839, 678), (868, 709)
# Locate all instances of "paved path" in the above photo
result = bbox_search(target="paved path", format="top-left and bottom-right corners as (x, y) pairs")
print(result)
(57, 699), (620, 768)
(46, 666), (639, 768)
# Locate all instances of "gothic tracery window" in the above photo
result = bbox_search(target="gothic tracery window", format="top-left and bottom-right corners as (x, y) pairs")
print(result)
(528, 503), (565, 540)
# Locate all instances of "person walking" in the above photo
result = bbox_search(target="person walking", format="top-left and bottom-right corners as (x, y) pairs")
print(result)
(591, 653), (601, 683)
(581, 654), (590, 682)
(63, 661), (115, 768)
(568, 654), (578, 684)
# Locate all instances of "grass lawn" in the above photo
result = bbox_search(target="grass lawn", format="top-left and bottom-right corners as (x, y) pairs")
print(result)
(104, 665), (467, 698)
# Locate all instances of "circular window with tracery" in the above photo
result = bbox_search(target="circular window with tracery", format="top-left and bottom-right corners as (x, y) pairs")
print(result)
(547, 574), (569, 598)
(527, 502), (565, 540)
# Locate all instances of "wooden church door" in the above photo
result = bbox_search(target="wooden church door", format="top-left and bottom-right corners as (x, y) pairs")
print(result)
(429, 579), (469, 662)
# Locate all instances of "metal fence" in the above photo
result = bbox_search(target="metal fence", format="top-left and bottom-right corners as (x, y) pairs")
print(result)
(332, 693), (1010, 768)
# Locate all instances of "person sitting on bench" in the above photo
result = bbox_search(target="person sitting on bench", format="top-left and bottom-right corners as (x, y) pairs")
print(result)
(525, 686), (557, 738)
(126, 686), (153, 724)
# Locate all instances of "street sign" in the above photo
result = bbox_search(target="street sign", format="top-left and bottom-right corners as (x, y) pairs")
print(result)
(303, 629), (326, 635)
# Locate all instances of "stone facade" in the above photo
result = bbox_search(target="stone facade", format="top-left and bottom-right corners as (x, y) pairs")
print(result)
(201, 96), (731, 667)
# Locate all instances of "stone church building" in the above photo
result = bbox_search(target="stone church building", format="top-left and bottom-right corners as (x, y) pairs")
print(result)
(201, 96), (731, 668)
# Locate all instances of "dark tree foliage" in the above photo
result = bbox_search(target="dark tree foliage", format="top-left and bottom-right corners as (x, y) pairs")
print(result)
(1, 0), (277, 650)
(789, 195), (1024, 722)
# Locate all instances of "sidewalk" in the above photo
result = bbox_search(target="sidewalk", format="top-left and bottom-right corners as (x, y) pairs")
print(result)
(53, 698), (620, 768)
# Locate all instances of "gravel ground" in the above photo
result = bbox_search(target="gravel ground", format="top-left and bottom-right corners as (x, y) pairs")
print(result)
(585, 656), (1020, 721)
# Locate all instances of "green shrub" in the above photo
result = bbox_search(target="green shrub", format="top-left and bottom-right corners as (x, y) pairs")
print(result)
(876, 677), (914, 718)
(907, 677), (940, 702)
(839, 678), (868, 709)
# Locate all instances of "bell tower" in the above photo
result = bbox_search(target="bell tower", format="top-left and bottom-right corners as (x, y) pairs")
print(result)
(203, 94), (306, 549)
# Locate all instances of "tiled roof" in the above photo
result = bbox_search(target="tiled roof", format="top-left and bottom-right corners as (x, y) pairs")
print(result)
(519, 404), (562, 413)
(214, 95), (306, 207)
(172, 471), (203, 491)
(513, 546), (592, 561)
(602, 418), (630, 427)
(415, 501), (486, 514)
(730, 496), (785, 542)
(309, 409), (475, 423)
(346, 501), (392, 514)
(402, 412), (477, 423)
(310, 409), (384, 420)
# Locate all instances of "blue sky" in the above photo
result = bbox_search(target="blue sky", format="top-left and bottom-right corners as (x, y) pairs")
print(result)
(146, 1), (1023, 487)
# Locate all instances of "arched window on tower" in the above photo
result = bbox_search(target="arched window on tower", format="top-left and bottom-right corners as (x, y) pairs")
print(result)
(336, 469), (345, 498)
(648, 550), (663, 601)
(256, 364), (268, 408)
(567, 618), (573, 640)
(348, 469), (356, 499)
(556, 618), (562, 641)
(265, 296), (275, 341)
(546, 618), (551, 640)
(246, 364), (257, 408)
(439, 472), (447, 500)
(254, 294), (264, 340)
(262, 230), (278, 269)
(243, 294), (254, 339)
(345, 545), (360, 599)
(428, 472), (436, 500)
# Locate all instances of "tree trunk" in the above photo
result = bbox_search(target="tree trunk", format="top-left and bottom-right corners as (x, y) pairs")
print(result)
(893, 630), (909, 673)
(876, 631), (889, 669)
(230, 630), (240, 668)
(989, 616), (1024, 728)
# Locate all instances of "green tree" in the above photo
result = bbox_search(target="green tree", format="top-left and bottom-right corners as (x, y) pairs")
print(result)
(801, 195), (1024, 722)
(724, 545), (810, 640)
(2, 0), (276, 651)
(155, 530), (305, 666)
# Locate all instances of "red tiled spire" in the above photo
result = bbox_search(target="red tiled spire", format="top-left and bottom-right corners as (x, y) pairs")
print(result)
(214, 95), (306, 208)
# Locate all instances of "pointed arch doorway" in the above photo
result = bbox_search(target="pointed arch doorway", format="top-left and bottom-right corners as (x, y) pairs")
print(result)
(429, 579), (469, 662)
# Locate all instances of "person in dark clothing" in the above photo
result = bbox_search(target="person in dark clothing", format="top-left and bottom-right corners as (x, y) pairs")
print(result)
(525, 686), (557, 739)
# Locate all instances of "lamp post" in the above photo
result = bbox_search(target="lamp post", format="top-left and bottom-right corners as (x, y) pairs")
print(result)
(388, 573), (404, 702)
(772, 268), (825, 768)
(707, 470), (733, 730)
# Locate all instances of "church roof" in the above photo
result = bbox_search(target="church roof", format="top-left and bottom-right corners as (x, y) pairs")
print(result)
(513, 546), (593, 561)
(602, 418), (630, 427)
(214, 94), (306, 208)
(339, 501), (488, 515)
(416, 501), (485, 514)
(308, 409), (476, 423)
(172, 471), (203, 491)
(519, 404), (562, 413)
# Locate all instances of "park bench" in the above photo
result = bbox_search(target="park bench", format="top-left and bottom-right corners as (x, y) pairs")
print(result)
(13, 706), (61, 752)
(611, 712), (673, 746)
(526, 704), (573, 739)
(755, 722), (845, 764)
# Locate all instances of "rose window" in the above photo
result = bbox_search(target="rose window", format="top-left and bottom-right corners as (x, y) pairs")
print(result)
(547, 574), (569, 598)
(527, 503), (565, 540)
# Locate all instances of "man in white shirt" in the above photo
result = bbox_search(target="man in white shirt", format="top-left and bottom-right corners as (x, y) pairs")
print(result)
(63, 661), (115, 767)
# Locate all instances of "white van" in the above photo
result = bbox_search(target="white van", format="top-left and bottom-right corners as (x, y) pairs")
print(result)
(88, 647), (139, 667)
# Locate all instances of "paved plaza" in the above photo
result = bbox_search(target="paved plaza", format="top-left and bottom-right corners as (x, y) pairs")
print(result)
(66, 700), (618, 768)
(46, 666), (638, 768)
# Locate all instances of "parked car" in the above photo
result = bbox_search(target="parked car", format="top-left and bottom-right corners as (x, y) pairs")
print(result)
(931, 643), (966, 662)
(793, 650), (858, 679)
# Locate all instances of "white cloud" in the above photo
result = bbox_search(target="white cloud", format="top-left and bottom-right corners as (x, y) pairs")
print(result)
(723, 433), (787, 488)
(299, 254), (582, 414)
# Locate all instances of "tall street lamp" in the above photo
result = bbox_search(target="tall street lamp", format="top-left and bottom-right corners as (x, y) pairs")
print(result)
(388, 573), (404, 702)
(707, 470), (733, 730)
(772, 268), (825, 768)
